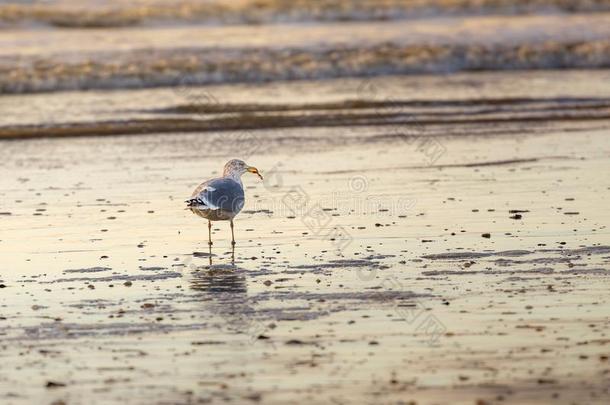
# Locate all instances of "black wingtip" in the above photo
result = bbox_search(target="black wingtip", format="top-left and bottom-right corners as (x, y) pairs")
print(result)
(186, 198), (206, 207)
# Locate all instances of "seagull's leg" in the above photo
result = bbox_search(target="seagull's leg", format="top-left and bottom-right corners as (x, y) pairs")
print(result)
(207, 220), (213, 246)
(230, 219), (236, 247)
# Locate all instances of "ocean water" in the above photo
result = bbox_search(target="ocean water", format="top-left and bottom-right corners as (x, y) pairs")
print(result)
(1, 0), (610, 93)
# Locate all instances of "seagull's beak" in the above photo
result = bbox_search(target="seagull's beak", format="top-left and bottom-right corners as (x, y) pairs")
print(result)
(247, 166), (263, 180)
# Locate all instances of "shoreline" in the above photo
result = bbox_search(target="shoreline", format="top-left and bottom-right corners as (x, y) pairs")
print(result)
(1, 70), (609, 405)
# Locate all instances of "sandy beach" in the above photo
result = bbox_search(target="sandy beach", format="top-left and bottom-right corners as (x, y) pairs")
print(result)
(1, 70), (609, 404)
(1, 1), (610, 404)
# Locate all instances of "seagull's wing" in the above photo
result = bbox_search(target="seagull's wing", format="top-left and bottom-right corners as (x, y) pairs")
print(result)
(186, 178), (245, 213)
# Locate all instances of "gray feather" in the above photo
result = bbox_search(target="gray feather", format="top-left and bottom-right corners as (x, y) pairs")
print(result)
(187, 178), (244, 214)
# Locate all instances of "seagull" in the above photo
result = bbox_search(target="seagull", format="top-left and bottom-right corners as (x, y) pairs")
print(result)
(186, 159), (263, 248)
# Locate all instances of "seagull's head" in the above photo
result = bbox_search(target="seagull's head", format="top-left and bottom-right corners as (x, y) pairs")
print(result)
(223, 159), (263, 180)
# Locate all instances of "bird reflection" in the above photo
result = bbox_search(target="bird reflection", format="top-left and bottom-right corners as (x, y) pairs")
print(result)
(190, 265), (247, 296)
(191, 244), (235, 268)
(184, 235), (277, 344)
(188, 257), (262, 338)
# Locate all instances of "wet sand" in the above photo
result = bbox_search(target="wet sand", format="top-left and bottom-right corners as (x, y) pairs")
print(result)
(1, 71), (610, 404)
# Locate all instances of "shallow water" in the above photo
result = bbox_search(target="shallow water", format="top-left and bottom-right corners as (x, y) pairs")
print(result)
(4, 0), (610, 28)
(2, 7), (610, 92)
(1, 71), (609, 404)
